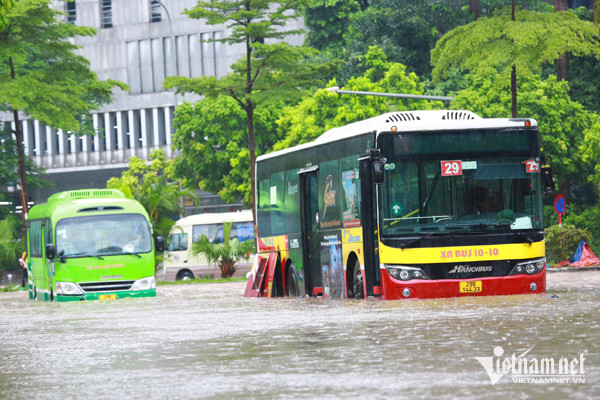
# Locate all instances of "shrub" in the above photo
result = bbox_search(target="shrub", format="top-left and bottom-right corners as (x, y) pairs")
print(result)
(545, 223), (592, 264)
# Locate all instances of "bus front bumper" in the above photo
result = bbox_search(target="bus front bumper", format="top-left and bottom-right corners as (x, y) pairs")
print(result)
(56, 289), (156, 302)
(380, 269), (546, 300)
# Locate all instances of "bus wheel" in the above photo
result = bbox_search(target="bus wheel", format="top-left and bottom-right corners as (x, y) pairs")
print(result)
(177, 270), (194, 281)
(351, 260), (364, 299)
(286, 264), (299, 297)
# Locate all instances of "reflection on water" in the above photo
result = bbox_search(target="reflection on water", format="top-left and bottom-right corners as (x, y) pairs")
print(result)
(0, 272), (598, 399)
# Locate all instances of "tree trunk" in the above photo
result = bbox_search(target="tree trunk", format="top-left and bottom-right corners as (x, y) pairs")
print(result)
(469, 0), (480, 19)
(9, 56), (28, 246)
(511, 65), (517, 118)
(247, 105), (256, 229)
(219, 261), (237, 278)
(245, 17), (258, 249)
(555, 0), (569, 81)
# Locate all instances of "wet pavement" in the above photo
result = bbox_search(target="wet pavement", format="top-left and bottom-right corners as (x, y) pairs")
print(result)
(0, 271), (598, 399)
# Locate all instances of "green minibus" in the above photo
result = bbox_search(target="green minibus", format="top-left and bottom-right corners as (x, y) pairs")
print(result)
(26, 189), (163, 301)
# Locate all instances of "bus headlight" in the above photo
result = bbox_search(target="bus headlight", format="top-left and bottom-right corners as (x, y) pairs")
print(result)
(56, 282), (84, 296)
(509, 258), (545, 276)
(386, 265), (430, 281)
(130, 276), (156, 291)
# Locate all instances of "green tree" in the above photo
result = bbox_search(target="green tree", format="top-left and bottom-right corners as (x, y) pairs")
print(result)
(451, 71), (598, 197)
(273, 46), (442, 150)
(304, 0), (361, 57)
(0, 0), (126, 237)
(431, 8), (600, 117)
(191, 221), (255, 278)
(305, 0), (550, 83)
(164, 0), (335, 222)
(0, 217), (23, 274)
(0, 126), (47, 204)
(342, 0), (469, 80)
(171, 96), (284, 206)
(107, 150), (196, 242)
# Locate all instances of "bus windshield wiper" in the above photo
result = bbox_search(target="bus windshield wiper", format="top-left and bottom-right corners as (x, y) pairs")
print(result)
(512, 231), (533, 245)
(122, 251), (142, 258)
(64, 252), (104, 260)
(399, 232), (441, 249)
(448, 223), (533, 245)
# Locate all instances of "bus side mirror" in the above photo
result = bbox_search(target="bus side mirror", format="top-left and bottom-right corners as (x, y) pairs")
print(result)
(541, 164), (555, 194)
(46, 244), (55, 260)
(156, 236), (165, 252)
(373, 159), (386, 184)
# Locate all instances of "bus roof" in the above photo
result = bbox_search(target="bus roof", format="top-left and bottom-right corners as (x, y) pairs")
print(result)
(173, 210), (253, 229)
(257, 110), (538, 162)
(27, 189), (149, 222)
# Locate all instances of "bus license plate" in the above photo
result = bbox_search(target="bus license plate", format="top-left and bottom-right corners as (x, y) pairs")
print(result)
(460, 281), (482, 294)
(99, 294), (117, 300)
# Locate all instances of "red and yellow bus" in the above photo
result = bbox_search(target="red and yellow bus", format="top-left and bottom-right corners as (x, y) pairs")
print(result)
(245, 110), (553, 299)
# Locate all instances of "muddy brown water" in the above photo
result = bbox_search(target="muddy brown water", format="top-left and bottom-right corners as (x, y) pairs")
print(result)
(0, 271), (598, 399)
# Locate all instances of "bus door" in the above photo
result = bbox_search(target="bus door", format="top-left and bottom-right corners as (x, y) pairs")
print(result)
(28, 219), (51, 300)
(359, 155), (381, 297)
(299, 166), (322, 296)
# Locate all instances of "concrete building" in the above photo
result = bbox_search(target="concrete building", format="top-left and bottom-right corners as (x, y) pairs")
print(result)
(1, 0), (302, 213)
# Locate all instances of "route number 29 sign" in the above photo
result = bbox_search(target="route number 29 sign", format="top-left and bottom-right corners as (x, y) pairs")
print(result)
(441, 160), (462, 176)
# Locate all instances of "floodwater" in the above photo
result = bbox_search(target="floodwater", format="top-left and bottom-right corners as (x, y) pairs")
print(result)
(1, 272), (598, 400)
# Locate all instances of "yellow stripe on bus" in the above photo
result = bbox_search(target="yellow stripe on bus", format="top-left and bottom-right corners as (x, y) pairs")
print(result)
(379, 241), (545, 264)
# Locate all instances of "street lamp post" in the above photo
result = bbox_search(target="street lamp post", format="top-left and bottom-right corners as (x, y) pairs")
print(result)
(326, 87), (453, 102)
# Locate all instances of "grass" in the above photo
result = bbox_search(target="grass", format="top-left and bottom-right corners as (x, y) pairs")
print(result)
(157, 277), (247, 286)
(1, 285), (24, 292)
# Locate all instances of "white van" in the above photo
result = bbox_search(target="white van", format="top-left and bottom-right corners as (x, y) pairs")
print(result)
(163, 211), (254, 281)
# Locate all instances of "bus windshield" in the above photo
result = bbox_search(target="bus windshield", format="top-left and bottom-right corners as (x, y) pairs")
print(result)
(56, 213), (153, 258)
(378, 129), (544, 237)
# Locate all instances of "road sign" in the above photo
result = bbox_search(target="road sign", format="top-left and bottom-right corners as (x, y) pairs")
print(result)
(554, 195), (566, 226)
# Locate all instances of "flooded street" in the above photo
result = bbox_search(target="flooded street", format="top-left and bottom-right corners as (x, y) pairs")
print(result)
(1, 271), (598, 399)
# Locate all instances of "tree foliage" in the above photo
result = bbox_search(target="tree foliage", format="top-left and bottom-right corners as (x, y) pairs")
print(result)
(431, 8), (600, 85)
(342, 0), (469, 80)
(171, 96), (284, 205)
(106, 150), (196, 241)
(165, 0), (335, 220)
(304, 0), (552, 83)
(191, 221), (255, 278)
(0, 217), (23, 272)
(273, 46), (443, 151)
(0, 125), (46, 193)
(304, 0), (361, 57)
(451, 71), (598, 194)
(0, 0), (127, 133)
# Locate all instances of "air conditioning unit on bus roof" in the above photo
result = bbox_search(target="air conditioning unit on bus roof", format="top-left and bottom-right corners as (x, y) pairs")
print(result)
(384, 110), (481, 123)
(48, 189), (126, 202)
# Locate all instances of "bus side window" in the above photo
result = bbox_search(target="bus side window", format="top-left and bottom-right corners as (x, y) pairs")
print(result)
(29, 220), (43, 258)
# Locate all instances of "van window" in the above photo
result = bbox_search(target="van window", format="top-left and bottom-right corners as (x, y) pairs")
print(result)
(168, 233), (188, 251)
